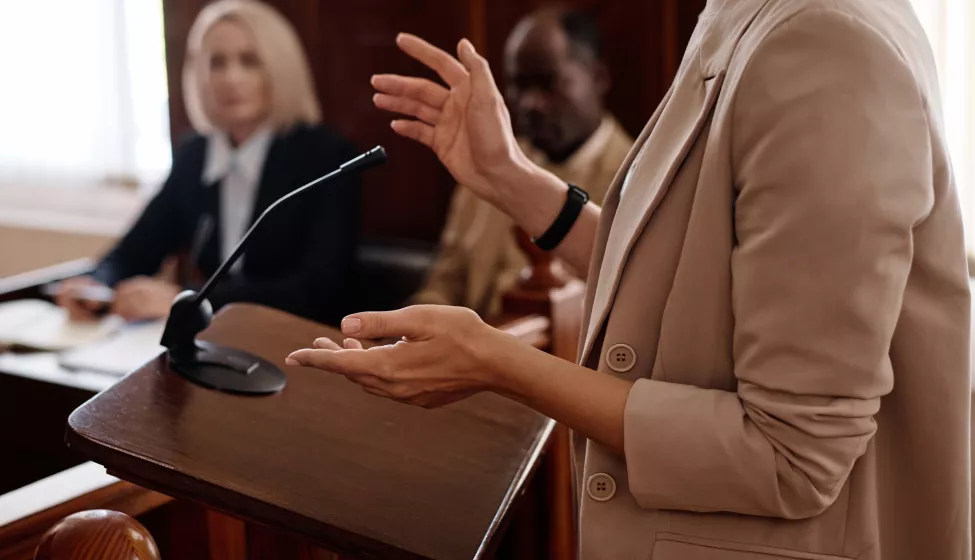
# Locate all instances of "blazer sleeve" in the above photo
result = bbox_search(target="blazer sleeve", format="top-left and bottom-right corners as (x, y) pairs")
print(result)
(621, 9), (934, 519)
(409, 185), (480, 307)
(206, 133), (361, 324)
(91, 138), (199, 286)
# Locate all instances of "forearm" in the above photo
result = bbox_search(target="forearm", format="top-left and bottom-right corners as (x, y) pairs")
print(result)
(93, 183), (184, 286)
(489, 330), (632, 454)
(494, 158), (601, 275)
(93, 243), (164, 287)
(90, 257), (125, 287)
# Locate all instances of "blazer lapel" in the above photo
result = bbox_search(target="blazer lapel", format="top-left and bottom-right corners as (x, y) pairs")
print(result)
(577, 83), (675, 358)
(249, 128), (309, 234)
(579, 0), (770, 363)
(197, 179), (222, 277)
(249, 134), (290, 227)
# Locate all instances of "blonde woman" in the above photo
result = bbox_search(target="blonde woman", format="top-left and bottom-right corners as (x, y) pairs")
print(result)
(58, 0), (360, 326)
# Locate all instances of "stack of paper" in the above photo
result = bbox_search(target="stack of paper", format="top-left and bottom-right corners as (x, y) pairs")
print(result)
(0, 299), (166, 377)
(58, 320), (165, 376)
(0, 299), (123, 351)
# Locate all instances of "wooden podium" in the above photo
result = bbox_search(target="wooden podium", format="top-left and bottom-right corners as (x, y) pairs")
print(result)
(64, 304), (554, 560)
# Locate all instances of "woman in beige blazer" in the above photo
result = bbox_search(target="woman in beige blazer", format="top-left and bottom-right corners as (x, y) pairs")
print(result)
(288, 1), (971, 558)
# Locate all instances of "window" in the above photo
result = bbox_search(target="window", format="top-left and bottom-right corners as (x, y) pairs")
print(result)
(0, 0), (171, 191)
(909, 0), (975, 247)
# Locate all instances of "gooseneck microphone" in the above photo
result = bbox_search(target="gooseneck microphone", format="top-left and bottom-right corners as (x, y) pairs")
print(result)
(160, 146), (387, 395)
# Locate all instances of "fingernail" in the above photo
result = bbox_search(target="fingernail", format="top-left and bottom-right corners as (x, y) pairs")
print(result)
(342, 317), (362, 335)
(285, 357), (299, 366)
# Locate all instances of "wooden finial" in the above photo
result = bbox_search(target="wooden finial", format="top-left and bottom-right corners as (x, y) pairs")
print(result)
(34, 510), (160, 560)
(512, 227), (570, 291)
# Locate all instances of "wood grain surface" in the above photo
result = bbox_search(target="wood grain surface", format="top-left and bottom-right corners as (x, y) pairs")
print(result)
(66, 304), (553, 560)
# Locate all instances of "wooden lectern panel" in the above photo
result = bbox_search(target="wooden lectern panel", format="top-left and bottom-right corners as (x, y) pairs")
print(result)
(66, 304), (553, 560)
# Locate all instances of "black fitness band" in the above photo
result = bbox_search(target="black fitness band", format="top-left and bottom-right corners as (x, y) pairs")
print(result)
(533, 184), (590, 251)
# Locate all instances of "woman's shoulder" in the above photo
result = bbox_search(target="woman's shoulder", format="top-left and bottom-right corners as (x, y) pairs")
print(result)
(169, 132), (208, 171)
(173, 131), (207, 157)
(159, 132), (208, 187)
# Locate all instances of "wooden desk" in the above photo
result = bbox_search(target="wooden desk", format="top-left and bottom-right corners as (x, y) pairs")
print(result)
(67, 304), (554, 560)
(0, 352), (122, 497)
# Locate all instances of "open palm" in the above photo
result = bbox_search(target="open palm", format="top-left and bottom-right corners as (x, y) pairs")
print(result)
(372, 34), (526, 206)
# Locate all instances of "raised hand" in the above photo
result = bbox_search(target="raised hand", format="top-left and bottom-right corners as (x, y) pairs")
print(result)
(372, 34), (531, 211)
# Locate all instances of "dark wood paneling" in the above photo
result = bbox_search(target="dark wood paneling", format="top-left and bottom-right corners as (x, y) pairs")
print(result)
(161, 0), (705, 240)
(162, 0), (206, 145)
(0, 374), (94, 494)
(275, 1), (469, 241)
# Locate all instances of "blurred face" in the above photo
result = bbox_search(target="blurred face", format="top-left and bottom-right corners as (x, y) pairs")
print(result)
(504, 19), (607, 162)
(202, 19), (270, 139)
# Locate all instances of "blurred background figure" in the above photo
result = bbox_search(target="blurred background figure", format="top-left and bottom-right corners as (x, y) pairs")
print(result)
(55, 0), (360, 326)
(409, 6), (634, 316)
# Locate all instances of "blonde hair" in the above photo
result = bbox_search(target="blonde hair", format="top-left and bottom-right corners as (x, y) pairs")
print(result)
(183, 0), (321, 133)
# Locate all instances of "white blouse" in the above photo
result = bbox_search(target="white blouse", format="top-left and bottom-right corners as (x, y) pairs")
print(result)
(201, 127), (274, 271)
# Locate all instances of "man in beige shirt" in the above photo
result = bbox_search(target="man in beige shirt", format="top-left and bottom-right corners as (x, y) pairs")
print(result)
(411, 7), (633, 316)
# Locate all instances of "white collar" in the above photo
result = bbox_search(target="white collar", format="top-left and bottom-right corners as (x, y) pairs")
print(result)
(202, 126), (274, 185)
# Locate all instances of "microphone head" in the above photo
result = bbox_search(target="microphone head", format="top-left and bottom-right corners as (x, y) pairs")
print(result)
(340, 145), (387, 174)
(366, 145), (387, 165)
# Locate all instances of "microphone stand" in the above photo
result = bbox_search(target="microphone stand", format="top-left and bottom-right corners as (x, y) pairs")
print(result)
(160, 146), (387, 395)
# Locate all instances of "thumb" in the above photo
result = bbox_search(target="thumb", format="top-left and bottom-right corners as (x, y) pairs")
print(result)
(341, 308), (430, 340)
(457, 38), (498, 91)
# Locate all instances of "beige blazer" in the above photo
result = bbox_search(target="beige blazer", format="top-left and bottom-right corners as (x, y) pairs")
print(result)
(411, 116), (633, 316)
(577, 1), (971, 559)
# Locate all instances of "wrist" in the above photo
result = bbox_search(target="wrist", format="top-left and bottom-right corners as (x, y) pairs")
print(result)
(486, 149), (535, 213)
(492, 161), (568, 237)
(477, 328), (538, 399)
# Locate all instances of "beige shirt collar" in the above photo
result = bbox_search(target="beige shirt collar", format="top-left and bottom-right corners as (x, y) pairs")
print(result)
(522, 115), (618, 178)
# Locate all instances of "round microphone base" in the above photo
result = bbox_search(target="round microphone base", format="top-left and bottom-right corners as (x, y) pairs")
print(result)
(167, 341), (286, 395)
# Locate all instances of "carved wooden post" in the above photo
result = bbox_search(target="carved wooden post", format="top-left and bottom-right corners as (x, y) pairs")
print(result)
(502, 227), (584, 560)
(34, 510), (159, 560)
(503, 227), (585, 363)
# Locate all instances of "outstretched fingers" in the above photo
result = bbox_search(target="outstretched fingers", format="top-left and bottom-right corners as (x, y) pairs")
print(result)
(371, 75), (449, 108)
(373, 93), (441, 125)
(390, 120), (435, 148)
(395, 33), (468, 86)
(456, 38), (498, 92)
